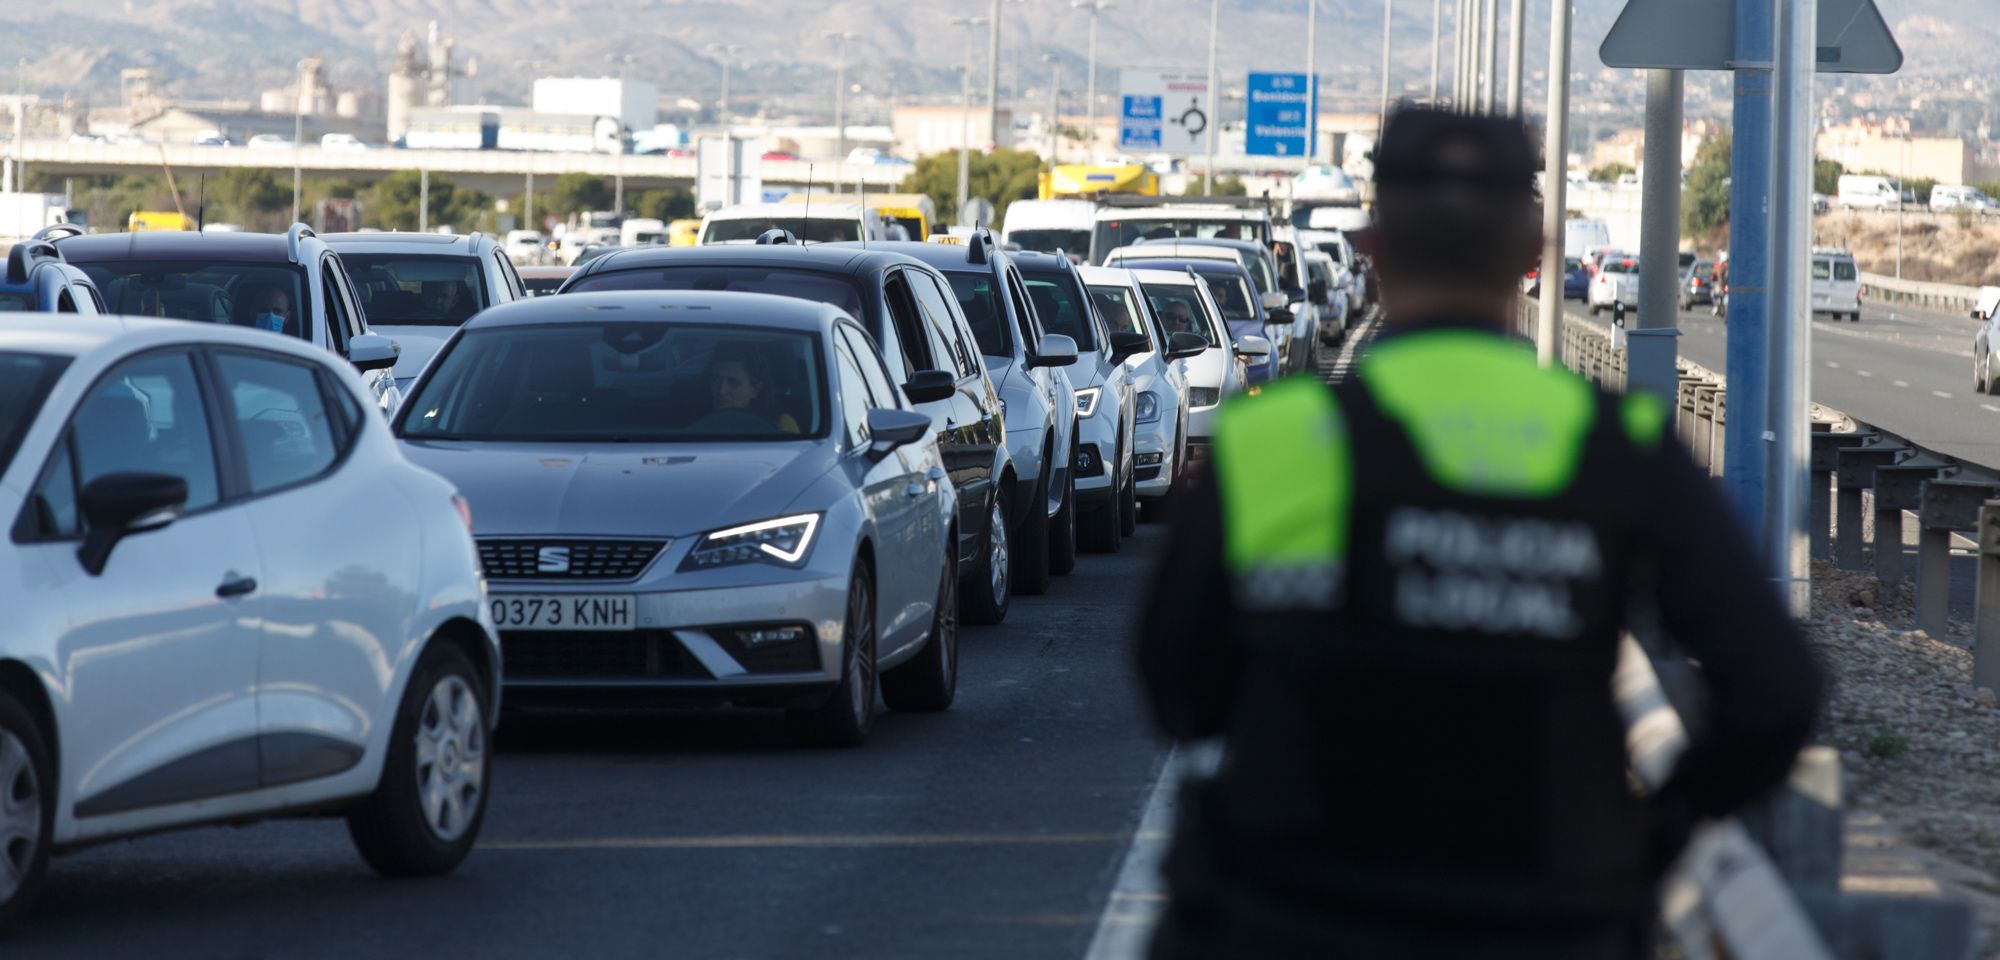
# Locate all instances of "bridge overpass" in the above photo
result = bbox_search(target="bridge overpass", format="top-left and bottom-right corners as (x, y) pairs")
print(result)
(7, 138), (911, 196)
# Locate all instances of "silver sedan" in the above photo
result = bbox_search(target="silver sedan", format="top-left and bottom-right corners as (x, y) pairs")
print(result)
(395, 291), (961, 746)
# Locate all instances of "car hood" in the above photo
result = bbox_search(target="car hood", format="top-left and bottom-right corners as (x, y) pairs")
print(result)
(397, 439), (833, 538)
(378, 326), (458, 382)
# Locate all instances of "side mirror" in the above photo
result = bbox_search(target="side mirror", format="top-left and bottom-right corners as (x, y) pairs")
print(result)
(1234, 335), (1272, 361)
(1108, 331), (1151, 362)
(348, 333), (400, 372)
(1265, 307), (1294, 326)
(1259, 290), (1289, 312)
(1165, 331), (1208, 360)
(902, 368), (957, 405)
(1031, 333), (1079, 368)
(77, 472), (187, 576)
(864, 408), (933, 462)
(1308, 279), (1328, 305)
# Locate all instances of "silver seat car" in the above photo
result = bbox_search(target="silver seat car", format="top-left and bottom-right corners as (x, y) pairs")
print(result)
(395, 291), (959, 746)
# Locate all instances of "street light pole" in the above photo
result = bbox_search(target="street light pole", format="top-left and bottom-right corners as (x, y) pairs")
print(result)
(987, 0), (1002, 153)
(1045, 54), (1062, 171)
(1074, 1), (1112, 164)
(707, 44), (742, 121)
(1378, 0), (1393, 134)
(292, 58), (308, 224)
(1535, 0), (1572, 366)
(1204, 0), (1219, 195)
(949, 16), (989, 221)
(1306, 0), (1318, 163)
(1430, 0), (1442, 105)
(827, 32), (856, 171)
(1505, 0), (1524, 115)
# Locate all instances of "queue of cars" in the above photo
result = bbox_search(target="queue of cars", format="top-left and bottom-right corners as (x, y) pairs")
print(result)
(0, 205), (1292, 931)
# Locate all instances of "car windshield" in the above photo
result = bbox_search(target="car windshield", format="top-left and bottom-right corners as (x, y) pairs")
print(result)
(1192, 270), (1257, 322)
(78, 260), (310, 337)
(1140, 283), (1220, 347)
(566, 265), (867, 321)
(1088, 284), (1153, 347)
(341, 253), (487, 326)
(704, 217), (860, 244)
(1093, 217), (1269, 258)
(1009, 228), (1091, 256)
(1019, 270), (1096, 350)
(0, 352), (66, 474)
(1565, 258), (1583, 272)
(942, 271), (1016, 357)
(401, 322), (825, 443)
(0, 291), (37, 312)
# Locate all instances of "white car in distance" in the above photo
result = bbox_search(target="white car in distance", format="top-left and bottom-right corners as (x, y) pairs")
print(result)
(0, 316), (499, 933)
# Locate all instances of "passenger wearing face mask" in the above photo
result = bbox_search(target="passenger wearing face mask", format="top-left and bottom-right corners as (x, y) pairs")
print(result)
(237, 284), (296, 336)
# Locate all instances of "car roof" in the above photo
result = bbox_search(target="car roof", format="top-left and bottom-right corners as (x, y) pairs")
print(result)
(517, 265), (575, 279)
(1127, 267), (1202, 287)
(572, 243), (926, 279)
(1008, 250), (1077, 272)
(55, 231), (302, 262)
(705, 202), (871, 219)
(1124, 258), (1251, 280)
(322, 232), (492, 254)
(1159, 237), (1270, 255)
(0, 313), (334, 362)
(1109, 243), (1240, 263)
(1075, 264), (1138, 285)
(851, 240), (994, 273)
(1095, 204), (1266, 221)
(463, 290), (847, 332)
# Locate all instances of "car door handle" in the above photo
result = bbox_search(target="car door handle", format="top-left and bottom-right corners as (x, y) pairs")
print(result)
(216, 575), (259, 598)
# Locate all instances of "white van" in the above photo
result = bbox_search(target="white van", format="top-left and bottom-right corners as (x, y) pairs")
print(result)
(1564, 219), (1611, 260)
(697, 202), (889, 244)
(620, 217), (668, 246)
(1931, 184), (1998, 214)
(1810, 248), (1862, 322)
(1837, 174), (1901, 210)
(1001, 199), (1096, 257)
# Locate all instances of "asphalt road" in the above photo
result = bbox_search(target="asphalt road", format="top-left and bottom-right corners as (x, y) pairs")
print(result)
(1561, 296), (2000, 466)
(10, 533), (1170, 958)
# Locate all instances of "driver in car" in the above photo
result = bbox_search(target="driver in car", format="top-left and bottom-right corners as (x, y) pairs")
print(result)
(708, 344), (801, 434)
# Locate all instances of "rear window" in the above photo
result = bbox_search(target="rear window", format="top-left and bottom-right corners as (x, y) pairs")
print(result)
(1139, 283), (1219, 347)
(1193, 270), (1257, 322)
(78, 260), (309, 338)
(567, 265), (866, 321)
(703, 217), (860, 244)
(340, 253), (487, 326)
(942, 271), (1015, 357)
(1018, 269), (1096, 350)
(0, 292), (36, 312)
(1811, 260), (1831, 280)
(1009, 228), (1091, 256)
(1834, 260), (1856, 281)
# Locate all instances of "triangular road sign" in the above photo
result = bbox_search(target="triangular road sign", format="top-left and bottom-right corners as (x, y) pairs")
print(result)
(1602, 0), (1903, 74)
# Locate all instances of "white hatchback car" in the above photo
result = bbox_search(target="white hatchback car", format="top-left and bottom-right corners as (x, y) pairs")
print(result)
(0, 316), (498, 932)
(1588, 255), (1641, 316)
(1130, 268), (1264, 463)
(1079, 265), (1206, 517)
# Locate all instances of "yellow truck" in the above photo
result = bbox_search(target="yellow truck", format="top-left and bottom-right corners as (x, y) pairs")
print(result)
(785, 192), (935, 240)
(1036, 164), (1159, 201)
(127, 211), (196, 232)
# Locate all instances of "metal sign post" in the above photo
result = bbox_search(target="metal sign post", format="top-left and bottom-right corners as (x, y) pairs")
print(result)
(1626, 68), (1683, 405)
(1768, 0), (1819, 615)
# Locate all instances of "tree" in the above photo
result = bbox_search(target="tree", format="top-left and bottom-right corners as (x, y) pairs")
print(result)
(362, 170), (490, 232)
(1590, 162), (1635, 183)
(899, 149), (1046, 227)
(207, 168), (290, 230)
(1210, 176), (1248, 197)
(1814, 157), (1845, 196)
(632, 187), (696, 221)
(1682, 134), (1732, 238)
(550, 173), (614, 220)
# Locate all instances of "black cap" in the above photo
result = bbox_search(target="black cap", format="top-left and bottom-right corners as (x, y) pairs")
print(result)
(1372, 107), (1536, 199)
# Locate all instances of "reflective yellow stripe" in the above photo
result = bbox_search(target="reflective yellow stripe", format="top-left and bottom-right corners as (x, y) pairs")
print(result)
(1214, 376), (1349, 574)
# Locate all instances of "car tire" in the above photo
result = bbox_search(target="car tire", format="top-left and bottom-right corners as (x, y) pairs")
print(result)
(1589, 302), (1601, 316)
(1015, 463), (1053, 597)
(346, 642), (490, 877)
(1080, 480), (1123, 554)
(1851, 312), (1861, 323)
(960, 489), (1011, 625)
(1048, 448), (1078, 577)
(1119, 467), (1138, 537)
(882, 546), (957, 713)
(0, 689), (52, 936)
(789, 563), (878, 746)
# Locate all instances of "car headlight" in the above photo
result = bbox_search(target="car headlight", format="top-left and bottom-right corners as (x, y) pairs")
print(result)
(680, 513), (822, 570)
(1188, 387), (1220, 408)
(1136, 391), (1161, 423)
(1074, 387), (1101, 418)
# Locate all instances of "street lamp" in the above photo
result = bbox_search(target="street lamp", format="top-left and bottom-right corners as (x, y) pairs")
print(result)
(706, 44), (742, 121)
(825, 32), (858, 171)
(292, 58), (310, 224)
(948, 15), (989, 221)
(1072, 0), (1113, 164)
(1043, 53), (1062, 172)
(605, 54), (636, 216)
(1204, 0), (1218, 195)
(1379, 0), (1394, 134)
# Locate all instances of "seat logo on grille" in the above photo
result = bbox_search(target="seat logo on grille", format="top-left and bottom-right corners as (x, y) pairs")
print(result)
(536, 546), (572, 574)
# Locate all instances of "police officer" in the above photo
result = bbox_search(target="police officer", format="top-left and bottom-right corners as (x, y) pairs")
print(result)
(1137, 107), (1824, 958)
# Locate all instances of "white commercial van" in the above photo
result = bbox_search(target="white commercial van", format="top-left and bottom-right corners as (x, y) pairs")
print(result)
(1564, 219), (1611, 261)
(1837, 174), (1902, 210)
(1001, 199), (1096, 258)
(1810, 248), (1862, 322)
(1931, 184), (1998, 213)
(696, 202), (890, 244)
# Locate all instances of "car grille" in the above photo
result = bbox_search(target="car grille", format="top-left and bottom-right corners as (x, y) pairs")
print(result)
(1136, 466), (1164, 482)
(502, 630), (707, 680)
(478, 538), (667, 581)
(1188, 387), (1221, 408)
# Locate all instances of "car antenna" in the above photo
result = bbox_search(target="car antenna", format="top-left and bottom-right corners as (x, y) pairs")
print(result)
(802, 164), (814, 246)
(196, 174), (206, 232)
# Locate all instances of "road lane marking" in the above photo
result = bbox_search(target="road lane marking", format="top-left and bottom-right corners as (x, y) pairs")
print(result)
(1856, 370), (1873, 378)
(1984, 404), (2000, 414)
(1893, 380), (1910, 388)
(483, 832), (1125, 851)
(1826, 361), (1841, 369)
(1934, 391), (1955, 399)
(1082, 745), (1210, 960)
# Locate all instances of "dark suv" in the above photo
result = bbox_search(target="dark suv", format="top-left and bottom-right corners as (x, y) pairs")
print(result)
(0, 230), (104, 314)
(49, 223), (402, 412)
(558, 243), (1019, 623)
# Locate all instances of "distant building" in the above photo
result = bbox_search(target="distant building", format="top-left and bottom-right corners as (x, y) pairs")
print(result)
(532, 78), (657, 133)
(1817, 119), (1999, 185)
(890, 105), (1014, 158)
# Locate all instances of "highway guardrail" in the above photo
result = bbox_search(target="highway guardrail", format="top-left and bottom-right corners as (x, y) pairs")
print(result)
(1858, 272), (1983, 314)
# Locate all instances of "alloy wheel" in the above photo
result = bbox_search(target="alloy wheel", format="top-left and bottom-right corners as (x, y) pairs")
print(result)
(987, 498), (1010, 607)
(415, 675), (486, 844)
(0, 731), (39, 904)
(847, 576), (877, 726)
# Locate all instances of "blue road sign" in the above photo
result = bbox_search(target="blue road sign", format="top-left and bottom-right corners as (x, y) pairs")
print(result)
(1244, 72), (1315, 158)
(1120, 93), (1163, 151)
